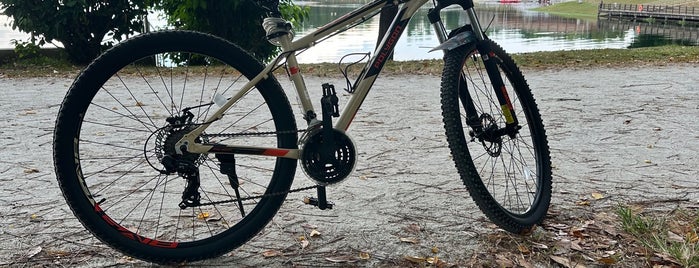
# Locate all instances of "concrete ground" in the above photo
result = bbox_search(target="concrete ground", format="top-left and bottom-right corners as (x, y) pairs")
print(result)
(0, 64), (697, 267)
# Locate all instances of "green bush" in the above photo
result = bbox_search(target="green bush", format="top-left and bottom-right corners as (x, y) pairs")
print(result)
(1, 0), (148, 64)
(149, 0), (308, 61)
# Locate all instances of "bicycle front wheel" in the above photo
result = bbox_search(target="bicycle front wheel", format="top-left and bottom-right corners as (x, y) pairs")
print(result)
(53, 31), (298, 263)
(440, 39), (552, 234)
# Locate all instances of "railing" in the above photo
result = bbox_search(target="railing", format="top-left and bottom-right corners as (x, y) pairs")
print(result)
(598, 2), (699, 22)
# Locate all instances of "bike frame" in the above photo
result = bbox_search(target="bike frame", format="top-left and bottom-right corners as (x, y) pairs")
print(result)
(178, 0), (512, 159)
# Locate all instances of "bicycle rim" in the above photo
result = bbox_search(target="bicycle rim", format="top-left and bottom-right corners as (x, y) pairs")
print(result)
(53, 31), (297, 262)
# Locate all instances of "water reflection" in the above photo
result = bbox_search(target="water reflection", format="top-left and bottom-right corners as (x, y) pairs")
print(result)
(1, 2), (697, 63)
(294, 0), (698, 63)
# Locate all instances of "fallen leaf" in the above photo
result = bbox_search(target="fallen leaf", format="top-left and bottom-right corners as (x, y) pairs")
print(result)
(667, 231), (683, 243)
(598, 257), (616, 265)
(261, 250), (282, 258)
(403, 223), (422, 233)
(135, 101), (145, 107)
(591, 192), (604, 200)
(301, 223), (317, 229)
(496, 254), (515, 267)
(325, 255), (358, 263)
(26, 246), (42, 259)
(29, 214), (42, 223)
(24, 168), (40, 174)
(404, 255), (426, 263)
(298, 236), (310, 249)
(431, 246), (439, 254)
(358, 252), (370, 260)
(644, 159), (652, 164)
(309, 229), (321, 237)
(517, 244), (530, 254)
(426, 256), (441, 264)
(576, 200), (590, 206)
(551, 256), (587, 268)
(400, 237), (419, 244)
(687, 231), (699, 243)
(531, 242), (549, 249)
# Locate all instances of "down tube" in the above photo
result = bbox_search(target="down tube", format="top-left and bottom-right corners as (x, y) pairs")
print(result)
(335, 0), (427, 131)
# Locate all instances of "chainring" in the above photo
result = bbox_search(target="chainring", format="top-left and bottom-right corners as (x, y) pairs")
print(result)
(301, 129), (356, 185)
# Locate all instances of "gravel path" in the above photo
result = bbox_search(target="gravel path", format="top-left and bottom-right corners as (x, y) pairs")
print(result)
(0, 64), (697, 267)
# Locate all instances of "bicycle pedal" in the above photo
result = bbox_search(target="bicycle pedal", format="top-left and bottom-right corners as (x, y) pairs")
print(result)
(303, 196), (334, 210)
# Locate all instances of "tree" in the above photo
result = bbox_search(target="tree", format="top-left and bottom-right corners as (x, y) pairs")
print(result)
(149, 0), (308, 61)
(1, 0), (148, 64)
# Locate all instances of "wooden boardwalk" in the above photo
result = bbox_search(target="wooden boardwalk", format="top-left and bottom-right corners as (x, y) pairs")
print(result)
(598, 2), (699, 22)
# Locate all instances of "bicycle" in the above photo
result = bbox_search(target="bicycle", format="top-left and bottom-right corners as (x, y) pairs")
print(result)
(53, 0), (551, 263)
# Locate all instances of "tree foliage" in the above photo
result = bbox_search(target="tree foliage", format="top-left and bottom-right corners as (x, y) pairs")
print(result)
(149, 0), (308, 61)
(0, 0), (148, 64)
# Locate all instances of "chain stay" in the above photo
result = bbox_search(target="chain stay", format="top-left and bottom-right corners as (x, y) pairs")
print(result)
(201, 129), (305, 139)
(194, 128), (313, 207)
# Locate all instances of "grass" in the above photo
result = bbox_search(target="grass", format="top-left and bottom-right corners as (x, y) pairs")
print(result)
(533, 0), (699, 19)
(2, 45), (699, 78)
(617, 206), (699, 267)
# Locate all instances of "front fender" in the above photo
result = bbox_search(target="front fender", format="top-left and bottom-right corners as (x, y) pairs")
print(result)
(430, 30), (477, 52)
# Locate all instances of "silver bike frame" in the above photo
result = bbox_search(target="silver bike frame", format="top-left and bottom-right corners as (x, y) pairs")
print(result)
(179, 0), (485, 159)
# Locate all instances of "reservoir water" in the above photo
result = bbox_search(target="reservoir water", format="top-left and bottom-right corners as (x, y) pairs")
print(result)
(1, 1), (697, 63)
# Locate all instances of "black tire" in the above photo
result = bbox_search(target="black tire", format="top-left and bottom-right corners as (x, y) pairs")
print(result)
(440, 39), (552, 234)
(53, 31), (298, 263)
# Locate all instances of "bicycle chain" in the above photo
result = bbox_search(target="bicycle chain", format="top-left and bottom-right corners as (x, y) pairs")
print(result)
(197, 128), (315, 207)
(198, 185), (319, 207)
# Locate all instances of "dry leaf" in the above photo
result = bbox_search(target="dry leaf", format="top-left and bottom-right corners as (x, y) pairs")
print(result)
(667, 231), (684, 243)
(591, 192), (604, 200)
(531, 242), (549, 249)
(598, 257), (616, 265)
(687, 231), (699, 243)
(404, 255), (426, 263)
(550, 256), (587, 268)
(403, 223), (422, 233)
(301, 223), (317, 229)
(496, 254), (515, 267)
(300, 239), (310, 249)
(29, 214), (42, 223)
(426, 256), (441, 264)
(576, 200), (590, 206)
(309, 229), (321, 237)
(358, 252), (370, 260)
(24, 168), (40, 174)
(517, 244), (530, 254)
(644, 159), (652, 164)
(26, 246), (42, 259)
(261, 249), (282, 258)
(325, 255), (358, 263)
(431, 246), (439, 254)
(135, 101), (145, 107)
(400, 237), (419, 244)
(197, 212), (210, 219)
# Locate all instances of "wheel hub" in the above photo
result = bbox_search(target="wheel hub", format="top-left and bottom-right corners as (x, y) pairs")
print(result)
(477, 113), (502, 157)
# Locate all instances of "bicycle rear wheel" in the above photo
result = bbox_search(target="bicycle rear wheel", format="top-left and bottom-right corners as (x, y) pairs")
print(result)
(53, 31), (298, 263)
(440, 39), (552, 234)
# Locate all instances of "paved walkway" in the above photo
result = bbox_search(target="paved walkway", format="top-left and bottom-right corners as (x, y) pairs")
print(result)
(0, 64), (697, 266)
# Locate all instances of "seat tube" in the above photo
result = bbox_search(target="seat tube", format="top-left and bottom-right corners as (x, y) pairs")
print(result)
(278, 36), (317, 123)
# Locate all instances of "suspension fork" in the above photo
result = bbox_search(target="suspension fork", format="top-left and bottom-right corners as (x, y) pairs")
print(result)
(465, 8), (520, 134)
(430, 0), (520, 136)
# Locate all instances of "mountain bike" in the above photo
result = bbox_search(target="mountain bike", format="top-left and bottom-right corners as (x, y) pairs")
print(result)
(53, 0), (551, 263)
